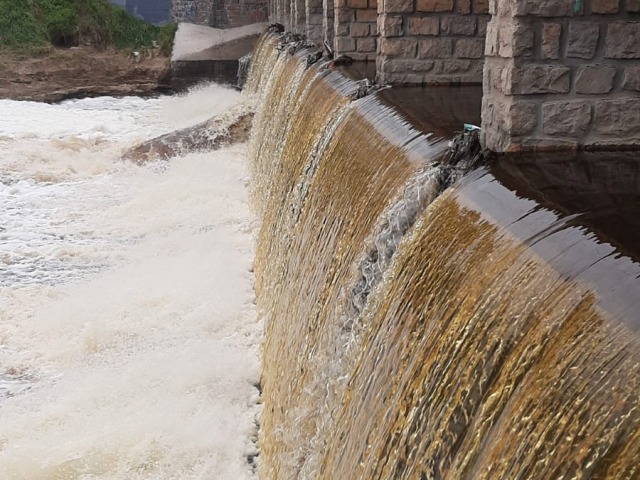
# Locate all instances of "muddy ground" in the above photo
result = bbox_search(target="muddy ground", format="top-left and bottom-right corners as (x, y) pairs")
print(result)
(0, 47), (171, 103)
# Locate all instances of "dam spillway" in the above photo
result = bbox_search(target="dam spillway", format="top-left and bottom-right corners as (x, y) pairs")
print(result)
(246, 34), (640, 479)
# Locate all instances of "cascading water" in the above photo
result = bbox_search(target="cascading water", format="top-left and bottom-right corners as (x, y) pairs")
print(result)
(247, 34), (640, 479)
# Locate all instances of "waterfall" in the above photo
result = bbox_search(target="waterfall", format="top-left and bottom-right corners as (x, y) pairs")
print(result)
(247, 34), (640, 479)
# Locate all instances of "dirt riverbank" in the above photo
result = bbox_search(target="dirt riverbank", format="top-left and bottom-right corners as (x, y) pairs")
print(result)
(0, 47), (171, 103)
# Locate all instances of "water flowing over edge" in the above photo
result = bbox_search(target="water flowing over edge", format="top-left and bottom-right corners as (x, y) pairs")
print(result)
(246, 33), (640, 479)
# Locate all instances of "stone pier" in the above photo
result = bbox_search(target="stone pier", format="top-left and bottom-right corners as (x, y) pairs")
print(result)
(377, 0), (490, 84)
(228, 0), (640, 151)
(482, 0), (640, 152)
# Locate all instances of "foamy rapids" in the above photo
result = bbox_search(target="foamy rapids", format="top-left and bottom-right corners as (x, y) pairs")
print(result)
(0, 84), (262, 479)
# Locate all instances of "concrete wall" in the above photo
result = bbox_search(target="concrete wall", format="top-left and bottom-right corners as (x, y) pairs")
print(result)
(377, 0), (490, 84)
(173, 0), (268, 28)
(482, 0), (640, 152)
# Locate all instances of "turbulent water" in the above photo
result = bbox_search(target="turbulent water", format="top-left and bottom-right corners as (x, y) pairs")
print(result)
(0, 85), (261, 479)
(248, 34), (640, 479)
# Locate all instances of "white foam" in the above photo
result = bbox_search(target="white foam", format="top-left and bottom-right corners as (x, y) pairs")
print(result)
(0, 83), (241, 142)
(0, 91), (260, 479)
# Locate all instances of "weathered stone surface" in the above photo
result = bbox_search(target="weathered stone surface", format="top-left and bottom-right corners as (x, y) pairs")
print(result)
(347, 0), (368, 8)
(336, 37), (356, 51)
(489, 0), (513, 16)
(595, 99), (640, 135)
(473, 0), (489, 14)
(385, 0), (414, 12)
(348, 51), (377, 60)
(542, 23), (561, 59)
(336, 23), (350, 36)
(356, 8), (377, 21)
(605, 22), (640, 58)
(511, 65), (571, 94)
(441, 16), (476, 35)
(441, 59), (472, 73)
(509, 101), (537, 135)
(455, 38), (485, 58)
(417, 37), (454, 58)
(496, 22), (534, 57)
(575, 65), (616, 94)
(592, 0), (619, 14)
(381, 72), (432, 83)
(408, 17), (440, 35)
(481, 98), (537, 138)
(622, 66), (640, 91)
(477, 16), (489, 35)
(416, 0), (453, 12)
(379, 15), (403, 37)
(351, 23), (370, 36)
(307, 13), (323, 25)
(484, 21), (499, 56)
(357, 37), (377, 51)
(456, 0), (471, 14)
(336, 8), (355, 22)
(542, 101), (591, 136)
(484, 59), (506, 93)
(382, 58), (434, 72)
(514, 0), (574, 16)
(567, 23), (600, 59)
(628, 0), (640, 12)
(428, 57), (483, 77)
(381, 38), (417, 56)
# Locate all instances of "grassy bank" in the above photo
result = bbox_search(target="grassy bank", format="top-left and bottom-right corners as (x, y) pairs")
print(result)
(0, 0), (176, 55)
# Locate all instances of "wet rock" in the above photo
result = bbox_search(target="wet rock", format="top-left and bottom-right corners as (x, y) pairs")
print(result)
(123, 111), (254, 164)
(268, 23), (285, 34)
(351, 79), (390, 100)
(305, 51), (323, 68)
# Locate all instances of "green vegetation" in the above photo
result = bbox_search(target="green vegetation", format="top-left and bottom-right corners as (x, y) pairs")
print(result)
(0, 0), (176, 54)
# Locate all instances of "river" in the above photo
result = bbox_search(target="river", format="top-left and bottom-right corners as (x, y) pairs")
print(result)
(0, 85), (261, 479)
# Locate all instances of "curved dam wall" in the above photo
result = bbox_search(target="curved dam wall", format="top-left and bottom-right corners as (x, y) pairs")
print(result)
(246, 34), (640, 479)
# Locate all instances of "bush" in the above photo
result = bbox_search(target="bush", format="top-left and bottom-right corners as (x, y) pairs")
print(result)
(0, 0), (48, 47)
(0, 0), (176, 54)
(38, 0), (78, 46)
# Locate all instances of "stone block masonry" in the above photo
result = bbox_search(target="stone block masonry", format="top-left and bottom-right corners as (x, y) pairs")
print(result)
(482, 0), (640, 152)
(333, 0), (379, 60)
(267, 0), (639, 151)
(173, 0), (268, 28)
(377, 0), (489, 84)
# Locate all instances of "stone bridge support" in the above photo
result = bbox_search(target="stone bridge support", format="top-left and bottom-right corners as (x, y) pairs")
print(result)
(294, 0), (306, 33)
(377, 0), (490, 84)
(265, 0), (640, 152)
(307, 0), (324, 43)
(323, 0), (336, 45)
(333, 0), (378, 59)
(482, 0), (640, 152)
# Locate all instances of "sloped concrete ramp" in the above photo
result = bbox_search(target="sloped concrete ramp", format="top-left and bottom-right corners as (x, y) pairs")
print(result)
(171, 22), (267, 89)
